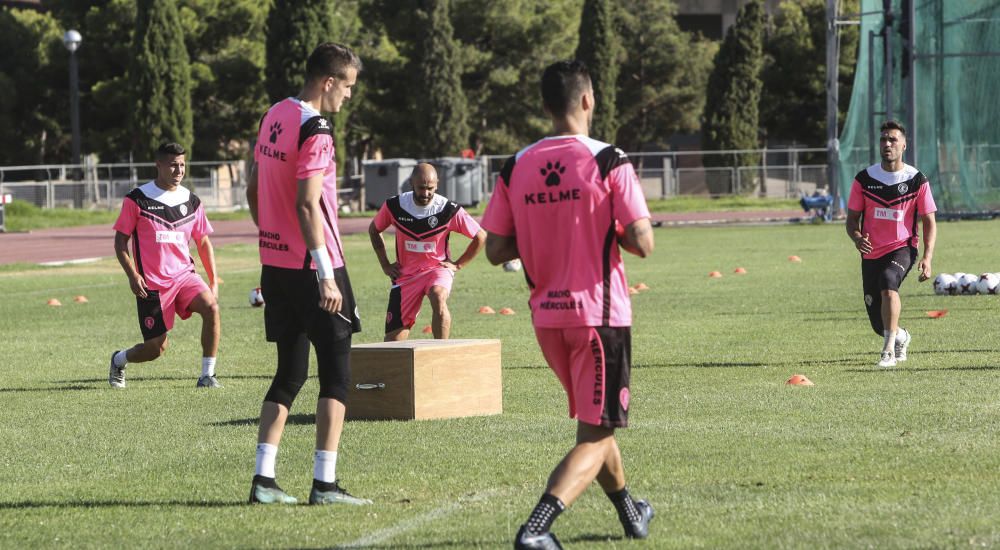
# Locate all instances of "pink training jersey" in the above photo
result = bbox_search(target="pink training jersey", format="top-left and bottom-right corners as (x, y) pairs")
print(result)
(373, 192), (481, 283)
(847, 163), (937, 259)
(113, 181), (214, 291)
(254, 98), (345, 269)
(481, 135), (651, 328)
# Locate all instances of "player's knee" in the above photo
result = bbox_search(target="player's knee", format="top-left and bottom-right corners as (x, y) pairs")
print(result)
(265, 376), (306, 408)
(428, 286), (449, 308)
(143, 336), (168, 359)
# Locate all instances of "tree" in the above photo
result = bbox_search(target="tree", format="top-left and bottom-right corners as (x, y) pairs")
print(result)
(415, 0), (468, 157)
(0, 8), (66, 164)
(615, 0), (716, 153)
(129, 0), (194, 160)
(701, 0), (765, 169)
(575, 0), (622, 143)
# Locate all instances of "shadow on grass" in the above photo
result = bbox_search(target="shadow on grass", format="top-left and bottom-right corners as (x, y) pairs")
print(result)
(846, 365), (1000, 373)
(0, 499), (245, 509)
(56, 374), (275, 384)
(0, 384), (100, 394)
(211, 413), (315, 427)
(636, 361), (772, 369)
(332, 542), (486, 549)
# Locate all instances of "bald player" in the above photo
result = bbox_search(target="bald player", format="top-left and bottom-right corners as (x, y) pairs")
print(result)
(369, 163), (486, 340)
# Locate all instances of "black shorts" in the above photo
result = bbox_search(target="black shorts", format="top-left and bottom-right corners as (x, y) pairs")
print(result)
(260, 265), (362, 343)
(862, 246), (917, 294)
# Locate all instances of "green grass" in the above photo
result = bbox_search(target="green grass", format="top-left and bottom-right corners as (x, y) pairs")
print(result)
(644, 196), (800, 213)
(1, 222), (999, 548)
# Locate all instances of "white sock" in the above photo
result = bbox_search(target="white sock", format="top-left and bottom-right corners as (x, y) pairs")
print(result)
(202, 357), (216, 377)
(314, 450), (338, 483)
(255, 443), (277, 478)
(895, 328), (908, 343)
(113, 350), (128, 368)
(883, 330), (897, 353)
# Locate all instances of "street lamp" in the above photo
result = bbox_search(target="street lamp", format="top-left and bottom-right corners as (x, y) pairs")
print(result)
(63, 29), (82, 165)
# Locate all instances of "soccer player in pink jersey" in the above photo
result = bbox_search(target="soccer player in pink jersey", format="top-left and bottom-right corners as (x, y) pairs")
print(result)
(368, 163), (486, 341)
(481, 60), (656, 549)
(109, 143), (221, 389)
(846, 120), (937, 368)
(245, 43), (370, 506)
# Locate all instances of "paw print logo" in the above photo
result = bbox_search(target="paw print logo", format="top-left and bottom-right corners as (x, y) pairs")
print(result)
(268, 121), (283, 144)
(540, 161), (566, 187)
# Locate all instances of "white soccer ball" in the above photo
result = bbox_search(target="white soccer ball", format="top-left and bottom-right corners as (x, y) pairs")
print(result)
(503, 259), (522, 272)
(958, 273), (979, 294)
(933, 273), (957, 295)
(976, 273), (999, 295)
(249, 287), (265, 307)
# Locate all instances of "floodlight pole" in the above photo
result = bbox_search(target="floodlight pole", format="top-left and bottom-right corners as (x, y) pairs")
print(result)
(826, 0), (840, 212)
(63, 29), (82, 166)
(905, 0), (917, 167)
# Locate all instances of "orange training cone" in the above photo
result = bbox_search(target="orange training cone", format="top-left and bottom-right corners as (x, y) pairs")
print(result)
(478, 306), (496, 314)
(628, 287), (639, 295)
(788, 255), (802, 263)
(734, 267), (747, 274)
(786, 374), (814, 386)
(634, 282), (649, 291)
(74, 295), (89, 303)
(709, 271), (723, 278)
(499, 307), (515, 315)
(47, 298), (62, 306)
(926, 310), (948, 318)
(421, 325), (433, 334)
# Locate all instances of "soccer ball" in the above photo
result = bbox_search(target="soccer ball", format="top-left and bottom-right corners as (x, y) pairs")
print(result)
(503, 259), (522, 272)
(958, 273), (979, 294)
(933, 273), (957, 295)
(976, 273), (999, 295)
(249, 287), (265, 307)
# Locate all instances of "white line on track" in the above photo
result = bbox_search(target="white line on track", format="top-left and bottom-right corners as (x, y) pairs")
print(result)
(336, 489), (501, 549)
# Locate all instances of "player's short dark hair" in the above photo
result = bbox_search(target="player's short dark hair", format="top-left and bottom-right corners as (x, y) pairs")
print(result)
(306, 42), (362, 82)
(880, 120), (906, 136)
(541, 60), (592, 118)
(156, 142), (185, 160)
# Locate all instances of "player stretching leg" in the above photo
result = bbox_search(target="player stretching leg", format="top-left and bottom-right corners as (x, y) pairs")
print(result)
(110, 142), (221, 389)
(481, 61), (655, 549)
(369, 163), (485, 341)
(846, 120), (937, 368)
(246, 43), (369, 506)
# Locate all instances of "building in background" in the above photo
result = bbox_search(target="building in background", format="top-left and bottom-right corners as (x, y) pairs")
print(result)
(675, 0), (781, 40)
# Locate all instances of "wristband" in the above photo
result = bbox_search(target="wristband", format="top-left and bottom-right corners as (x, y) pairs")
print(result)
(309, 247), (335, 279)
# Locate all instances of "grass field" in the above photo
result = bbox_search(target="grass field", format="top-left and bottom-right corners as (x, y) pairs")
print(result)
(1, 221), (999, 549)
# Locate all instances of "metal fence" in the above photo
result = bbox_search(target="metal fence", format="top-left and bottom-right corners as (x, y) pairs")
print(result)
(0, 147), (829, 213)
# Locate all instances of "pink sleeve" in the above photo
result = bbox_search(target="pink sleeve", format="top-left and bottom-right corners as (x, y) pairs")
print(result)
(918, 181), (937, 214)
(113, 198), (138, 235)
(609, 164), (650, 227)
(373, 203), (393, 232)
(191, 206), (214, 241)
(481, 176), (514, 237)
(451, 208), (482, 239)
(296, 134), (333, 180)
(847, 180), (865, 211)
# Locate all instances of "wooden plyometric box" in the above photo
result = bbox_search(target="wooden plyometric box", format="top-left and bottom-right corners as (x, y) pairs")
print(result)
(346, 339), (502, 421)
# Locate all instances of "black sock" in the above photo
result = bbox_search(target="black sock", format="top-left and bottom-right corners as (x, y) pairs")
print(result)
(525, 493), (565, 535)
(607, 487), (640, 524)
(252, 475), (278, 489)
(313, 479), (339, 492)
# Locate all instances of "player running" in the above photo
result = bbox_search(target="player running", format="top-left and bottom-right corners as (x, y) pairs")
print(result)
(481, 60), (656, 549)
(245, 43), (368, 506)
(846, 120), (937, 368)
(368, 163), (486, 340)
(109, 142), (221, 389)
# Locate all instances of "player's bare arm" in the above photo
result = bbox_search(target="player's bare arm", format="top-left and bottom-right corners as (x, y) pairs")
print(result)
(485, 232), (519, 265)
(917, 212), (937, 282)
(442, 228), (486, 272)
(196, 235), (220, 297)
(368, 220), (401, 279)
(845, 209), (873, 254)
(296, 174), (342, 313)
(620, 218), (654, 258)
(246, 157), (259, 226)
(114, 231), (148, 298)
